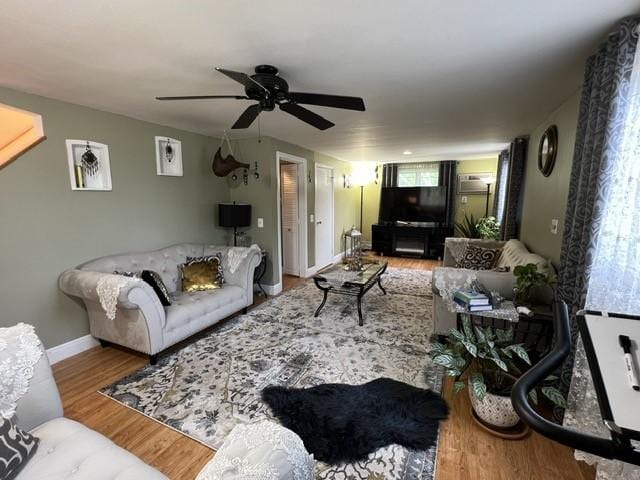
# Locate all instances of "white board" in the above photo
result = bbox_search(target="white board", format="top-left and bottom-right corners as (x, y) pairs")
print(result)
(584, 313), (640, 433)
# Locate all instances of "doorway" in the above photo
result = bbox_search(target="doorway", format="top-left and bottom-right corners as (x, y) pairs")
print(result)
(276, 151), (308, 291)
(315, 164), (334, 269)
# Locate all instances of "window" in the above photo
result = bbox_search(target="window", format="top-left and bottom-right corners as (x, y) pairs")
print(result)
(396, 162), (439, 187)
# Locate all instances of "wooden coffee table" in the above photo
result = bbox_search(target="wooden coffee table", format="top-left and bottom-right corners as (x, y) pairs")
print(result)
(312, 262), (388, 326)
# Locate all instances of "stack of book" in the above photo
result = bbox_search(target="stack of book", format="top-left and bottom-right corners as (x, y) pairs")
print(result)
(453, 290), (493, 312)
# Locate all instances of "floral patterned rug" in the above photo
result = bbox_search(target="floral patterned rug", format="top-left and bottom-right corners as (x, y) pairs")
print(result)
(101, 267), (443, 479)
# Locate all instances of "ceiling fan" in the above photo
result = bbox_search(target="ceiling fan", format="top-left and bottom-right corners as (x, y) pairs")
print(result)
(156, 65), (365, 130)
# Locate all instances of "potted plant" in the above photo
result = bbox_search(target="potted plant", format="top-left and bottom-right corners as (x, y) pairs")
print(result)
(513, 263), (556, 306)
(476, 216), (501, 240)
(429, 316), (565, 431)
(455, 213), (501, 240)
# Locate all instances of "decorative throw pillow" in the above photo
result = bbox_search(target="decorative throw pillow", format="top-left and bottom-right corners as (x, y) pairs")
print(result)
(455, 245), (502, 270)
(141, 270), (172, 306)
(0, 418), (39, 480)
(492, 266), (511, 273)
(181, 256), (223, 293)
(114, 270), (172, 306)
(187, 254), (225, 286)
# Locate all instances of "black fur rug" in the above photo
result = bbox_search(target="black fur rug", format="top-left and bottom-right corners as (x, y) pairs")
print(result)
(262, 377), (449, 464)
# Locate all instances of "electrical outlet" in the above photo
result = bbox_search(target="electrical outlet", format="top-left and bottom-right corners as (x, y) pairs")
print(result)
(310, 214), (314, 223)
(461, 196), (468, 204)
(550, 219), (558, 235)
(257, 218), (264, 228)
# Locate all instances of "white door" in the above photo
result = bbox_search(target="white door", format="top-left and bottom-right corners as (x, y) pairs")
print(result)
(281, 163), (299, 275)
(315, 165), (334, 269)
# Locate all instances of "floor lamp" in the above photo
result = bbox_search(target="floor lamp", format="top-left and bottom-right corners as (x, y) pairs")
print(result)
(481, 176), (495, 217)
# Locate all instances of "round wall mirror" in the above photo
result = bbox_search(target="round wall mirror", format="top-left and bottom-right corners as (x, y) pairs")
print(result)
(538, 125), (558, 177)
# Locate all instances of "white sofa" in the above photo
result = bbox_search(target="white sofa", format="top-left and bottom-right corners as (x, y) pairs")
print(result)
(14, 341), (167, 480)
(431, 238), (550, 334)
(59, 243), (261, 363)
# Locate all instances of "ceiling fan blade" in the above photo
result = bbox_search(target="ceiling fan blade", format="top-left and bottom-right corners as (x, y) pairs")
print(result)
(156, 95), (249, 100)
(216, 68), (269, 94)
(279, 102), (334, 130)
(288, 92), (365, 111)
(232, 104), (261, 129)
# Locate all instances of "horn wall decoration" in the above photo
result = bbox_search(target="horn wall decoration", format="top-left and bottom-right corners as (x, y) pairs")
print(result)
(212, 147), (249, 177)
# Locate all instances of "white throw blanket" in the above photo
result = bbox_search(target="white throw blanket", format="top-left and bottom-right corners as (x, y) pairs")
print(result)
(97, 274), (141, 320)
(0, 323), (43, 419)
(227, 244), (261, 274)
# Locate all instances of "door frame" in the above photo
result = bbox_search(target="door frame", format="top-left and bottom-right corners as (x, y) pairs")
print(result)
(314, 163), (335, 270)
(276, 151), (308, 289)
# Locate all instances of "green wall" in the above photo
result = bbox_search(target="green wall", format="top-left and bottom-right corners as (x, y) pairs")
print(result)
(0, 87), (227, 348)
(454, 158), (499, 228)
(228, 137), (358, 285)
(360, 158), (498, 243)
(520, 90), (580, 266)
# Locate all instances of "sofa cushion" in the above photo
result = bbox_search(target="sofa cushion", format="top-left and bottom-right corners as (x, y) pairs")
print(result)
(455, 245), (502, 270)
(496, 239), (547, 271)
(17, 418), (166, 480)
(165, 286), (246, 332)
(1, 418), (39, 480)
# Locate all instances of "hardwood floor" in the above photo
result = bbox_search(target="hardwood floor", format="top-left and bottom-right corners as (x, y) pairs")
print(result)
(52, 254), (594, 480)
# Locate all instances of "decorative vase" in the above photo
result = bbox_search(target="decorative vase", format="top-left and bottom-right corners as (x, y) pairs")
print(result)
(469, 387), (520, 429)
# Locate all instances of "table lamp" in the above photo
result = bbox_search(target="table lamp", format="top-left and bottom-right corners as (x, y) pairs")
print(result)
(218, 202), (251, 246)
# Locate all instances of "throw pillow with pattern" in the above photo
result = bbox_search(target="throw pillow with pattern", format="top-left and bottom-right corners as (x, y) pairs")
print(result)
(0, 418), (39, 480)
(141, 270), (172, 306)
(455, 245), (502, 270)
(181, 255), (224, 293)
(186, 254), (225, 286)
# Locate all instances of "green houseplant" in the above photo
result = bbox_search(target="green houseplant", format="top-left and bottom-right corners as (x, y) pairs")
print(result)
(429, 316), (565, 430)
(476, 216), (501, 240)
(513, 263), (556, 305)
(455, 212), (481, 238)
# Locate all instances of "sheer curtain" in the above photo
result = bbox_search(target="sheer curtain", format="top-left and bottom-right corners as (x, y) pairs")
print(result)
(564, 22), (640, 480)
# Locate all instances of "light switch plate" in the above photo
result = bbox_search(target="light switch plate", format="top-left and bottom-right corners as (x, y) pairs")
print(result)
(310, 214), (314, 223)
(550, 219), (558, 234)
(257, 218), (264, 228)
(461, 196), (468, 204)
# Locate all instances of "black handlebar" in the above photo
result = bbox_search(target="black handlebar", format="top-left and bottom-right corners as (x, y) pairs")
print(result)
(511, 301), (640, 465)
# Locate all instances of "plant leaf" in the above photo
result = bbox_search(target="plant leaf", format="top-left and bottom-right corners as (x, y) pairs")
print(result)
(528, 389), (538, 405)
(432, 354), (458, 370)
(501, 347), (513, 358)
(429, 342), (447, 355)
(470, 372), (487, 401)
(491, 357), (509, 372)
(461, 340), (478, 357)
(473, 326), (486, 344)
(541, 387), (567, 408)
(448, 328), (465, 342)
(453, 381), (466, 393)
(462, 316), (475, 342)
(506, 344), (531, 365)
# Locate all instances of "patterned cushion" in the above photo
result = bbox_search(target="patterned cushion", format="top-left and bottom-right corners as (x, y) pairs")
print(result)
(0, 417), (39, 480)
(455, 245), (502, 270)
(187, 254), (225, 286)
(114, 270), (172, 306)
(141, 270), (172, 306)
(181, 256), (224, 293)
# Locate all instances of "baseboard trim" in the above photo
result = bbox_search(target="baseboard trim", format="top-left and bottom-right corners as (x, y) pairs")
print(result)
(264, 283), (283, 296)
(332, 251), (345, 264)
(305, 266), (319, 277)
(46, 334), (100, 365)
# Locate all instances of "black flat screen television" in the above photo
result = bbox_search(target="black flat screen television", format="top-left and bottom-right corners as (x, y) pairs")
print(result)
(379, 186), (448, 224)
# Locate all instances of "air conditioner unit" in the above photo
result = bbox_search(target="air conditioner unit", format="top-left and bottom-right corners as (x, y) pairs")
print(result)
(457, 173), (493, 194)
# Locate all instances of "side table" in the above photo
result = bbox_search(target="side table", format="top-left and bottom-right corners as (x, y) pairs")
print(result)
(254, 250), (268, 297)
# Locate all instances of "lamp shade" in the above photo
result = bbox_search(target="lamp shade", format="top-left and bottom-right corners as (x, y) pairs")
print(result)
(219, 203), (251, 228)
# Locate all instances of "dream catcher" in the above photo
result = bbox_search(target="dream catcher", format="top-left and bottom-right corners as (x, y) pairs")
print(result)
(81, 141), (99, 176)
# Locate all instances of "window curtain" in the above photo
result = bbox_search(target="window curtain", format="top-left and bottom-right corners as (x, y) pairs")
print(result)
(492, 149), (510, 228)
(499, 136), (528, 240)
(440, 161), (457, 225)
(557, 17), (640, 480)
(381, 163), (397, 188)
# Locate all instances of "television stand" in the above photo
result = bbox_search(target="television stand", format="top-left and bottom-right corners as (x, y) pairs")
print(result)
(372, 222), (453, 259)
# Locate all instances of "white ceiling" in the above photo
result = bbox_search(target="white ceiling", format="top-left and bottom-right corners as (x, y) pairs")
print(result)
(1, 1), (638, 163)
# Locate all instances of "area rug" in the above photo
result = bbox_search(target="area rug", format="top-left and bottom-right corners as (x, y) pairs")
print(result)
(101, 267), (443, 479)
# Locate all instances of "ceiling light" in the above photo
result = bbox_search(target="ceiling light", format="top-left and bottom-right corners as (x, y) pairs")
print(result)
(403, 150), (412, 155)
